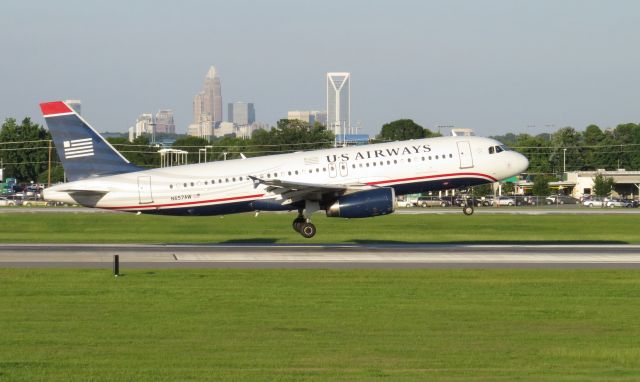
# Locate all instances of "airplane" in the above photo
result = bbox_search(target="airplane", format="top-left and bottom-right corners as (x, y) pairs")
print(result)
(41, 100), (529, 238)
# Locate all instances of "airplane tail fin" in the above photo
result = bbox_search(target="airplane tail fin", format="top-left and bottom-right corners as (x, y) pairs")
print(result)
(40, 101), (142, 181)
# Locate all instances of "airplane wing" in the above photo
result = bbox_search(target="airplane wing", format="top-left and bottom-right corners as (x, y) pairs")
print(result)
(248, 176), (371, 204)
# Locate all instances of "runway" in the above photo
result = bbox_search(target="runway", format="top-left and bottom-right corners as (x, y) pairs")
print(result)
(2, 243), (640, 268)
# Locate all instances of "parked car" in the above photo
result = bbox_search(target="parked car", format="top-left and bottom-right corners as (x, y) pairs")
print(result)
(583, 197), (605, 207)
(397, 198), (416, 208)
(545, 195), (579, 205)
(0, 197), (18, 206)
(624, 199), (639, 208)
(481, 196), (494, 206)
(416, 196), (450, 207)
(515, 195), (538, 206)
(491, 196), (516, 206)
(605, 198), (630, 208)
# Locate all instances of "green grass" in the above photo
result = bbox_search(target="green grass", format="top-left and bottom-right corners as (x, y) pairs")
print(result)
(0, 212), (639, 244)
(1, 269), (640, 381)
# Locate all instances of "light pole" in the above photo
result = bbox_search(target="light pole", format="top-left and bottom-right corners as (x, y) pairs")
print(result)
(563, 148), (567, 174)
(198, 148), (206, 163)
(223, 151), (228, 161)
(205, 145), (213, 162)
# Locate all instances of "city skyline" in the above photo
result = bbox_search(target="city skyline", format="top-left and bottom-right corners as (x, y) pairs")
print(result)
(2, 1), (640, 137)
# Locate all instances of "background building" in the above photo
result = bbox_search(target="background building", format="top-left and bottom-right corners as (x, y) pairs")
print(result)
(129, 113), (155, 141)
(187, 114), (214, 140)
(287, 110), (327, 126)
(326, 72), (350, 137)
(228, 102), (255, 126)
(154, 109), (175, 134)
(202, 66), (222, 123)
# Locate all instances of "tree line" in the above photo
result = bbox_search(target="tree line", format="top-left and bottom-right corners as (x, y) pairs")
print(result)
(1, 116), (638, 191)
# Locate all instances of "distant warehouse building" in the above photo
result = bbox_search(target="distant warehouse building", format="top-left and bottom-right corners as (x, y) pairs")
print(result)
(517, 169), (640, 199)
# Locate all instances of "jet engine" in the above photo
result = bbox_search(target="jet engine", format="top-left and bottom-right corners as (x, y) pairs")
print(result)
(326, 187), (396, 218)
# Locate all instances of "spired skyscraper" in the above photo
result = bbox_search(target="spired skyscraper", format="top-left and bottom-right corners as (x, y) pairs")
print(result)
(193, 66), (223, 124)
(190, 66), (223, 139)
(326, 72), (350, 137)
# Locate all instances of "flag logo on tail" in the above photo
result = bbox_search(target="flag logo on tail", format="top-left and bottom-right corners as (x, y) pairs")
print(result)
(63, 138), (94, 159)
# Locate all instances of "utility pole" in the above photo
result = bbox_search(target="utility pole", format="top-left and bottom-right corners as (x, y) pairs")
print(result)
(47, 140), (52, 187)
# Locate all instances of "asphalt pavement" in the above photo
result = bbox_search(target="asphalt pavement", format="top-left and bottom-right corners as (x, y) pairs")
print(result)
(1, 243), (640, 269)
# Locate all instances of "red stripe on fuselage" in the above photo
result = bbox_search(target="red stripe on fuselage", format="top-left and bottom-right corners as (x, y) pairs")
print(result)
(104, 172), (496, 211)
(105, 193), (265, 210)
(366, 172), (497, 186)
(40, 101), (73, 116)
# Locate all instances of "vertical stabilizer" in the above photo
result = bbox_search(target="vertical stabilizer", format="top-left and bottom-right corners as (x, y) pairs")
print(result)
(40, 101), (141, 181)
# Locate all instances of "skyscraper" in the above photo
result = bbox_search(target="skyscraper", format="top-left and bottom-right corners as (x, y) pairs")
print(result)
(203, 66), (222, 123)
(228, 102), (255, 126)
(155, 109), (175, 134)
(193, 66), (222, 124)
(326, 72), (350, 136)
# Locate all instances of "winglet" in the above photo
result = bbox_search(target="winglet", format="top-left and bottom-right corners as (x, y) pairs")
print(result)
(40, 101), (73, 117)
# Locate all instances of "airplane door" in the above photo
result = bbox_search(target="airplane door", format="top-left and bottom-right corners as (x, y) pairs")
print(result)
(339, 161), (349, 177)
(329, 162), (337, 178)
(137, 176), (153, 204)
(456, 141), (474, 169)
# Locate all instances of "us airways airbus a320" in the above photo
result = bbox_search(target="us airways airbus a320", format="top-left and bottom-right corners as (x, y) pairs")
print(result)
(41, 101), (529, 238)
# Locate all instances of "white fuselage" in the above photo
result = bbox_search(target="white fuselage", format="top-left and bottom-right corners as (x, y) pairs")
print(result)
(44, 136), (528, 215)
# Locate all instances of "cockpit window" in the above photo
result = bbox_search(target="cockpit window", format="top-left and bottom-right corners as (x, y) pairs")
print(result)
(489, 146), (495, 154)
(495, 145), (503, 153)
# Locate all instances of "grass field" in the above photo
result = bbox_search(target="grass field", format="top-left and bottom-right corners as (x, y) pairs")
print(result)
(1, 212), (640, 243)
(1, 269), (640, 381)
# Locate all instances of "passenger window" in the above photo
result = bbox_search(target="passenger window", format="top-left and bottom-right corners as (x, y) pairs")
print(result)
(449, 154), (453, 158)
(435, 155), (439, 159)
(295, 170), (299, 175)
(366, 163), (370, 167)
(239, 177), (243, 181)
(190, 182), (194, 186)
(170, 185), (173, 189)
(288, 171), (291, 175)
(225, 178), (229, 182)
(407, 158), (411, 163)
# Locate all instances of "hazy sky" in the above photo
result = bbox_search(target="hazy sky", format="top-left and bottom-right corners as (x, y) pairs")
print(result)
(1, 0), (639, 137)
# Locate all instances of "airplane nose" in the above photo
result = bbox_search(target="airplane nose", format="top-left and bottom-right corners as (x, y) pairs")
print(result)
(514, 152), (529, 174)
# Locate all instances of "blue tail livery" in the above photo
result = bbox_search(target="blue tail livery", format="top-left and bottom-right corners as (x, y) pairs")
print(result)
(40, 101), (141, 181)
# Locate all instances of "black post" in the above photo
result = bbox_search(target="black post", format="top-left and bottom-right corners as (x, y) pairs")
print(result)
(114, 254), (120, 277)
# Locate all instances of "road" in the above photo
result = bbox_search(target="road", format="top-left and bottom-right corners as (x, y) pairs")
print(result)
(1, 243), (640, 269)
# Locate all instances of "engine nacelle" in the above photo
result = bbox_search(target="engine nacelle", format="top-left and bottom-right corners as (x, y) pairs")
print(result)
(326, 187), (396, 218)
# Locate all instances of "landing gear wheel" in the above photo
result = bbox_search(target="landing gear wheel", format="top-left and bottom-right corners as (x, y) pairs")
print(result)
(292, 217), (305, 232)
(463, 205), (474, 216)
(300, 222), (316, 238)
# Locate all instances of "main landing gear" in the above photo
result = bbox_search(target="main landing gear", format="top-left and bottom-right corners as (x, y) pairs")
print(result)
(292, 213), (316, 238)
(292, 202), (319, 238)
